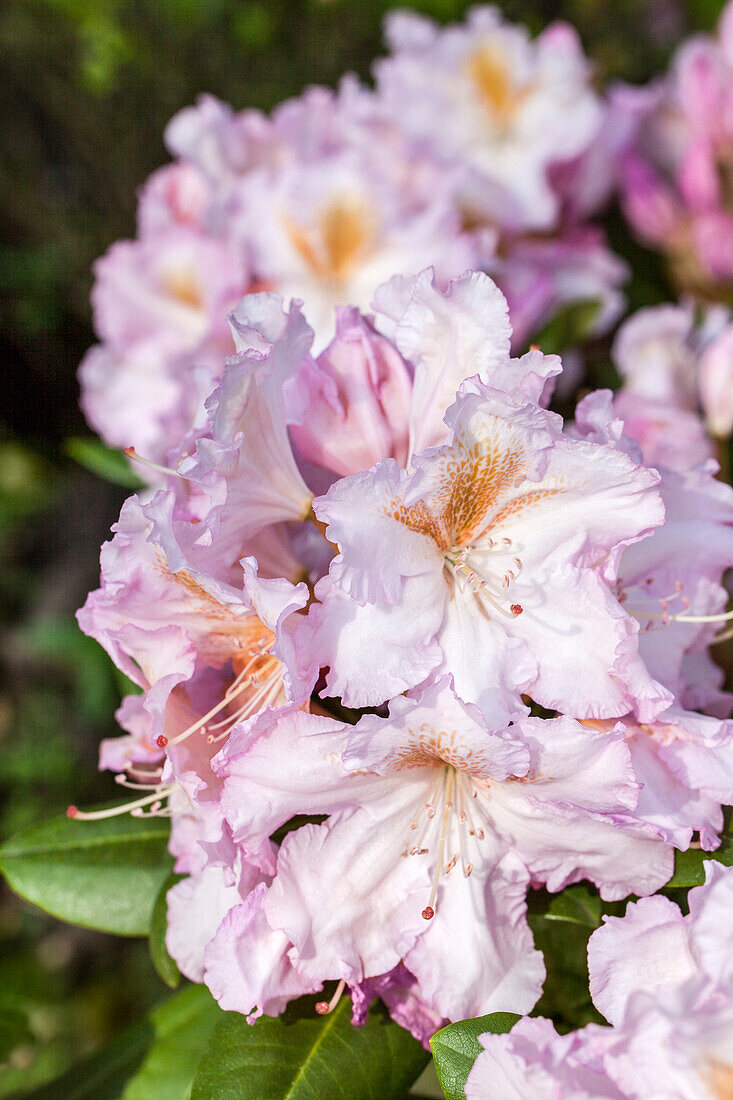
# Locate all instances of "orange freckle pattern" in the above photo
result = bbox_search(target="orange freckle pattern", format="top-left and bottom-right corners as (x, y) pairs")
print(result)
(487, 486), (564, 531)
(385, 723), (490, 774)
(385, 423), (568, 555)
(706, 1060), (733, 1100)
(384, 424), (531, 548)
(154, 552), (277, 670)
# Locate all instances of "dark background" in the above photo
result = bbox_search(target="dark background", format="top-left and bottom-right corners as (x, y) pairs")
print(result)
(0, 1), (725, 1092)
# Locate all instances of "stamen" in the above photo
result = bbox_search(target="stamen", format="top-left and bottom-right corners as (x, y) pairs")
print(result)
(166, 656), (279, 747)
(124, 447), (182, 479)
(114, 773), (166, 791)
(448, 546), (525, 619)
(156, 735), (168, 748)
(635, 606), (733, 626)
(423, 770), (454, 919)
(315, 979), (346, 1015)
(66, 785), (178, 821)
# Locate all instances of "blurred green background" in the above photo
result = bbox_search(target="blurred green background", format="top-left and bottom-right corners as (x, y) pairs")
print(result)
(0, 0), (727, 1092)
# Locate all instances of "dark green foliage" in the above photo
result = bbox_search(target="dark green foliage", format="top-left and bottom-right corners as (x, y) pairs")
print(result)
(190, 994), (430, 1100)
(431, 1013), (520, 1099)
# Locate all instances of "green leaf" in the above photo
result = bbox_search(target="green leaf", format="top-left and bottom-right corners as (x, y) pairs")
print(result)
(666, 836), (733, 888)
(122, 985), (221, 1100)
(22, 1019), (153, 1100)
(149, 873), (185, 988)
(190, 995), (429, 1099)
(430, 1013), (520, 1100)
(21, 985), (220, 1100)
(529, 298), (602, 357)
(545, 884), (602, 928)
(64, 437), (144, 489)
(0, 809), (172, 936)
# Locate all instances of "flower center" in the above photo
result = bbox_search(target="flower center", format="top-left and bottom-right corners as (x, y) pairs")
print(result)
(287, 196), (376, 284)
(445, 536), (524, 618)
(465, 43), (531, 130)
(166, 642), (284, 748)
(161, 265), (204, 310)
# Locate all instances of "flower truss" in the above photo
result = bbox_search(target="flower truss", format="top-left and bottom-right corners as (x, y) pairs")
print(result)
(34, 2), (733, 1095)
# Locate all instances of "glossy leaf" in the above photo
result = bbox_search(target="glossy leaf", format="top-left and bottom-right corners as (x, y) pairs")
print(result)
(149, 873), (185, 988)
(0, 809), (172, 936)
(122, 984), (221, 1100)
(430, 1013), (520, 1100)
(190, 994), (430, 1099)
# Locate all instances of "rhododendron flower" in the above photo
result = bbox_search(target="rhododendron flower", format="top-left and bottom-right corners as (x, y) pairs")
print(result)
(619, 0), (733, 295)
(583, 708), (733, 852)
(588, 861), (733, 1025)
(614, 462), (733, 710)
(699, 322), (733, 438)
(305, 373), (667, 722)
(465, 862), (733, 1098)
(464, 1017), (622, 1099)
(212, 680), (671, 1022)
(80, 225), (250, 465)
(374, 7), (603, 232)
(76, 487), (310, 851)
(228, 151), (476, 351)
(574, 389), (733, 717)
(610, 302), (733, 456)
(289, 306), (412, 476)
(175, 294), (316, 545)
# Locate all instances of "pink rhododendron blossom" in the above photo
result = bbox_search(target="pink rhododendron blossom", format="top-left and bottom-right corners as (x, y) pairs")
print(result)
(374, 7), (603, 233)
(228, 151), (476, 351)
(289, 307), (412, 477)
(465, 1017), (622, 1099)
(174, 294), (316, 545)
(615, 463), (733, 710)
(212, 680), (671, 1022)
(81, 226), (250, 465)
(610, 302), (733, 452)
(619, 0), (733, 295)
(305, 375), (667, 721)
(466, 862), (733, 1098)
(574, 389), (733, 717)
(583, 708), (733, 852)
(76, 488), (310, 855)
(60, 0), (733, 1084)
(203, 881), (321, 1023)
(588, 861), (733, 1025)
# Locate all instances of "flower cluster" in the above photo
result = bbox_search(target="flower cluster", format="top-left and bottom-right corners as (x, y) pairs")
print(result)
(74, 0), (733, 1073)
(76, 257), (733, 1040)
(79, 4), (626, 469)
